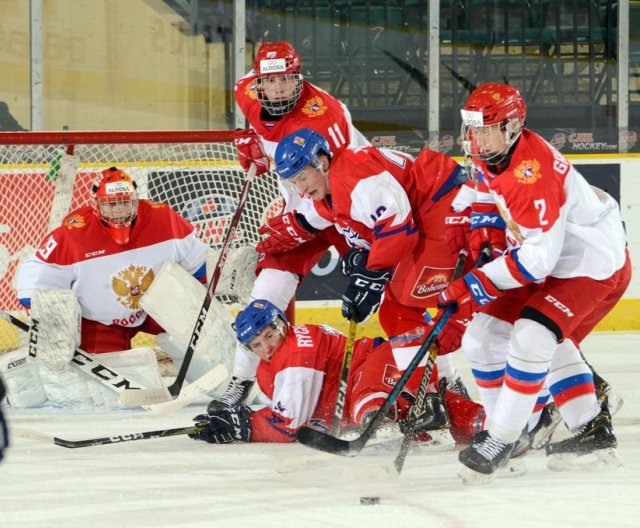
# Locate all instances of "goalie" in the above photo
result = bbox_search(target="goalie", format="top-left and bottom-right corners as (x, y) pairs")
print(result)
(2, 166), (209, 408)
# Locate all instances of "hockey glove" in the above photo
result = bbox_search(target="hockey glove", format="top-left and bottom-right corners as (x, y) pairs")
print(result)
(233, 129), (270, 176)
(469, 202), (507, 261)
(256, 211), (316, 255)
(340, 247), (369, 277)
(189, 405), (252, 444)
(435, 301), (474, 356)
(437, 269), (502, 314)
(341, 264), (392, 323)
(444, 207), (471, 256)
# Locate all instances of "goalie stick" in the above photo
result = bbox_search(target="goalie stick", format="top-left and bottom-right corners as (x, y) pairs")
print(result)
(331, 318), (358, 435)
(122, 163), (258, 404)
(13, 423), (205, 448)
(0, 310), (146, 397)
(393, 249), (468, 474)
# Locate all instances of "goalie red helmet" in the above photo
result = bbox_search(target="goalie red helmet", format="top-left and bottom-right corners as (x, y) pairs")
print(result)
(460, 83), (526, 164)
(253, 41), (303, 116)
(92, 167), (139, 245)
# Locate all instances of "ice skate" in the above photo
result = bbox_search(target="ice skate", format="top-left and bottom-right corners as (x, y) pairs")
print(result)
(207, 376), (254, 413)
(546, 401), (623, 471)
(458, 430), (516, 484)
(444, 375), (470, 399)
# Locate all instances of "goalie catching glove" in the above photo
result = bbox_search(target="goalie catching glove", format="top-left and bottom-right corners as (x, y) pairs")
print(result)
(256, 211), (316, 255)
(340, 248), (392, 323)
(233, 129), (270, 176)
(189, 405), (252, 444)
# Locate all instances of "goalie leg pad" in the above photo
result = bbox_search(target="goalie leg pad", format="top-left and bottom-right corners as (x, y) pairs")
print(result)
(142, 261), (237, 385)
(29, 288), (81, 371)
(0, 350), (47, 408)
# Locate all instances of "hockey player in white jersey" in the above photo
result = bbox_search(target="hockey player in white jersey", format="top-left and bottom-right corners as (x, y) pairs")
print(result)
(437, 83), (631, 482)
(2, 167), (208, 409)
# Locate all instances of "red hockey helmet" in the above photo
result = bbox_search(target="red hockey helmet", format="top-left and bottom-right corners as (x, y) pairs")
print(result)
(460, 83), (526, 164)
(91, 167), (139, 245)
(253, 41), (303, 116)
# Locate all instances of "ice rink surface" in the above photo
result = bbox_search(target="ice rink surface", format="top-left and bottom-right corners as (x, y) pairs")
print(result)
(1, 332), (639, 528)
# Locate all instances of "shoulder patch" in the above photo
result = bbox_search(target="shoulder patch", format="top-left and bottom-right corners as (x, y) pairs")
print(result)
(301, 96), (327, 117)
(514, 159), (541, 185)
(62, 213), (87, 229)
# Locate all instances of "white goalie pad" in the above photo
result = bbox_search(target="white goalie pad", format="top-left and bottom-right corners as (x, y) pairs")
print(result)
(206, 245), (258, 303)
(140, 261), (237, 383)
(29, 288), (81, 371)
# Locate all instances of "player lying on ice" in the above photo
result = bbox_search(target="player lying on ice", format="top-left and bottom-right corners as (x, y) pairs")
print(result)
(436, 83), (631, 481)
(1, 167), (209, 409)
(189, 299), (487, 445)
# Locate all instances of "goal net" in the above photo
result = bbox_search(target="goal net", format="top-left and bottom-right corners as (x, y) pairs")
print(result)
(0, 130), (283, 353)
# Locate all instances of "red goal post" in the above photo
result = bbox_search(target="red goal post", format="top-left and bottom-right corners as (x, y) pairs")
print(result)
(0, 130), (283, 352)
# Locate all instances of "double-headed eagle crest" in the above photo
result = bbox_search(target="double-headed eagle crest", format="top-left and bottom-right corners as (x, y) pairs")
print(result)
(111, 264), (155, 310)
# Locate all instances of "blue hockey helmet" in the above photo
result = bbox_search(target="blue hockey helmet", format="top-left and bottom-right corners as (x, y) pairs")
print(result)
(233, 299), (288, 345)
(274, 128), (331, 180)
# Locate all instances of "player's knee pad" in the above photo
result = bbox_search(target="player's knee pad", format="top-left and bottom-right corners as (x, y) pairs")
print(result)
(461, 313), (512, 366)
(29, 288), (81, 370)
(0, 350), (47, 408)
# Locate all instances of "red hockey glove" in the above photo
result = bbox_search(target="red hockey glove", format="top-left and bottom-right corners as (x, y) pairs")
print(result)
(469, 202), (507, 261)
(435, 301), (474, 356)
(444, 207), (471, 256)
(437, 269), (503, 313)
(256, 211), (316, 255)
(233, 129), (270, 176)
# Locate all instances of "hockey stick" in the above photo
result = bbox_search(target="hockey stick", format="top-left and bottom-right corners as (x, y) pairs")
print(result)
(0, 310), (146, 395)
(297, 305), (458, 456)
(123, 163), (258, 404)
(13, 424), (204, 448)
(393, 249), (468, 473)
(331, 318), (358, 435)
(120, 363), (228, 412)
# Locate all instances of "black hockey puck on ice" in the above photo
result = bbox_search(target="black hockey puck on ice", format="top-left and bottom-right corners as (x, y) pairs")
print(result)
(360, 496), (380, 505)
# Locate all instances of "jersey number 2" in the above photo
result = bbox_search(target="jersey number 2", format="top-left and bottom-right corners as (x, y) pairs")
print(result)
(533, 199), (549, 226)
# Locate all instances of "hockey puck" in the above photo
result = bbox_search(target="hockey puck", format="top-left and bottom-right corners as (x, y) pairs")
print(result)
(359, 496), (380, 505)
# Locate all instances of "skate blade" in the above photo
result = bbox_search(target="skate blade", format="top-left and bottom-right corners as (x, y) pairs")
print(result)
(606, 393), (624, 417)
(547, 447), (624, 472)
(530, 413), (564, 451)
(458, 459), (526, 485)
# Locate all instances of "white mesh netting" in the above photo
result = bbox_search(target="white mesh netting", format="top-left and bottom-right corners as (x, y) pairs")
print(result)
(0, 131), (283, 352)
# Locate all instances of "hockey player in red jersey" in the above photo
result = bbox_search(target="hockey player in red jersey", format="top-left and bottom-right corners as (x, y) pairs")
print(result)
(190, 299), (485, 444)
(436, 83), (631, 481)
(212, 40), (375, 411)
(3, 167), (208, 409)
(271, 129), (471, 364)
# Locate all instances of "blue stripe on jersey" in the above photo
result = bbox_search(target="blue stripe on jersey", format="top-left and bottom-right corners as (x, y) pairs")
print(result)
(431, 165), (467, 203)
(549, 372), (594, 396)
(373, 218), (418, 239)
(509, 248), (539, 282)
(18, 297), (31, 309)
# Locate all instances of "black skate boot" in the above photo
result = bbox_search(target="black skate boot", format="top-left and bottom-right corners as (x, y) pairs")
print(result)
(545, 401), (622, 470)
(207, 376), (254, 413)
(459, 430), (515, 476)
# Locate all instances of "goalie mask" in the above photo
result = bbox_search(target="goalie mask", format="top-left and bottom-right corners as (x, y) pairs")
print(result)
(233, 299), (288, 361)
(253, 41), (303, 116)
(460, 83), (526, 165)
(92, 167), (139, 245)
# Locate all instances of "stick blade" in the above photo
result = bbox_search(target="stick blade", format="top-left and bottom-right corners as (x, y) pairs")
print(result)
(296, 427), (360, 457)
